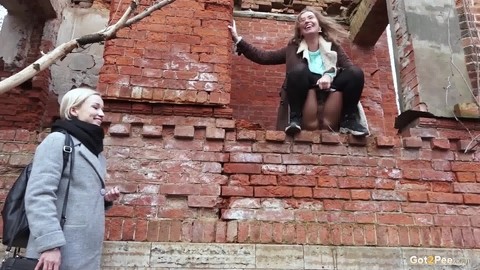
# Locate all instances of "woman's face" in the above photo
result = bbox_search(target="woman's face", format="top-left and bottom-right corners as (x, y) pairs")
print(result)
(298, 11), (321, 37)
(70, 95), (105, 126)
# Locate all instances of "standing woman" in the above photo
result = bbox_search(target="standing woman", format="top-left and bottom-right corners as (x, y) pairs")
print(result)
(25, 87), (120, 270)
(229, 7), (368, 136)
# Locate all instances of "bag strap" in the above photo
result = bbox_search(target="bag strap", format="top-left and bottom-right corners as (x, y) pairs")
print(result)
(59, 131), (74, 228)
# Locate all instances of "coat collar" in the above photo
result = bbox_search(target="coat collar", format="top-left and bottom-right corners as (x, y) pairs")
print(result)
(72, 137), (106, 186)
(296, 35), (337, 76)
(296, 35), (332, 56)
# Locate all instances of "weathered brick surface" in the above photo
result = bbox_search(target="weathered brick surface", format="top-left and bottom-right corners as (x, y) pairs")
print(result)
(99, 0), (233, 108)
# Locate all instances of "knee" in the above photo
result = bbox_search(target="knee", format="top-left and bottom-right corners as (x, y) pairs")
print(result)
(302, 121), (318, 131)
(344, 66), (364, 81)
(287, 63), (309, 81)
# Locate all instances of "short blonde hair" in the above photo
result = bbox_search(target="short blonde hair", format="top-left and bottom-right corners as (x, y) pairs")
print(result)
(59, 87), (101, 120)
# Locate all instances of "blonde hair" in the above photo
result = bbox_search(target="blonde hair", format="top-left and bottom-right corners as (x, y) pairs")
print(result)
(293, 7), (349, 45)
(59, 87), (101, 120)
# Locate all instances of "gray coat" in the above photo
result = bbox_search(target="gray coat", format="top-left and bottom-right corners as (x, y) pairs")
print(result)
(25, 131), (107, 270)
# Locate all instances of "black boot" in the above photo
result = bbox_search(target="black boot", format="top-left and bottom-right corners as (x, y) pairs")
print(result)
(339, 113), (369, 136)
(285, 111), (302, 136)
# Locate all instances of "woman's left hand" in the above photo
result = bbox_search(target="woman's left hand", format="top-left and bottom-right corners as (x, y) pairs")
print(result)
(104, 186), (120, 202)
(317, 74), (332, 90)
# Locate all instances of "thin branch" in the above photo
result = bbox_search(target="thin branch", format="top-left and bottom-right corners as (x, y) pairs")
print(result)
(125, 0), (176, 26)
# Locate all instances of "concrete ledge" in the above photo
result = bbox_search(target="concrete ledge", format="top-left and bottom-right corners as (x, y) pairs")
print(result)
(100, 241), (480, 269)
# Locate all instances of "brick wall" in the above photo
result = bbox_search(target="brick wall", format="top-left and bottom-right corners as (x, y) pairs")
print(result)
(2, 121), (480, 248)
(98, 0), (233, 108)
(230, 17), (292, 130)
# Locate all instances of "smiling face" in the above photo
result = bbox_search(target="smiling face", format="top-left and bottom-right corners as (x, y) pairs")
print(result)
(70, 94), (104, 126)
(298, 11), (321, 38)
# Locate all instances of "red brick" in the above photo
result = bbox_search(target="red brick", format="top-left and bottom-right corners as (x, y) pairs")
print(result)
(354, 213), (376, 224)
(278, 175), (316, 186)
(224, 163), (262, 174)
(174, 125), (195, 138)
(187, 195), (218, 208)
(305, 223), (320, 244)
(259, 223), (273, 243)
(351, 190), (371, 200)
(206, 127), (225, 140)
(226, 221), (237, 243)
(464, 194), (480, 205)
(272, 223), (283, 243)
(452, 162), (479, 172)
(408, 191), (428, 202)
(320, 132), (342, 144)
(434, 215), (470, 227)
(428, 192), (463, 204)
(431, 138), (450, 150)
(403, 137), (423, 148)
(401, 202), (437, 214)
(454, 183), (480, 193)
(375, 135), (396, 147)
(313, 188), (350, 199)
(230, 153), (263, 163)
(293, 187), (313, 198)
(456, 172), (476, 182)
(408, 227), (421, 247)
(457, 139), (476, 152)
(377, 213), (414, 225)
(254, 186), (292, 197)
(160, 184), (220, 196)
(376, 225), (388, 246)
(221, 186), (253, 197)
(338, 177), (376, 189)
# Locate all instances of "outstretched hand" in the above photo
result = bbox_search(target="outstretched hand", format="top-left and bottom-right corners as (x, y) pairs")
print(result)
(228, 20), (240, 43)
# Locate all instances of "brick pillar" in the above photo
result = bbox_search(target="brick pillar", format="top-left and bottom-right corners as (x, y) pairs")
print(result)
(456, 0), (480, 97)
(387, 0), (475, 120)
(98, 0), (234, 117)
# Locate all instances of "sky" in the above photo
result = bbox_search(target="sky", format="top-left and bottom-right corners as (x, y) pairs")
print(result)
(0, 5), (6, 29)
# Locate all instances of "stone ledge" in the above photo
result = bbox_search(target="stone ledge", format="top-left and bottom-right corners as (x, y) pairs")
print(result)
(99, 241), (480, 269)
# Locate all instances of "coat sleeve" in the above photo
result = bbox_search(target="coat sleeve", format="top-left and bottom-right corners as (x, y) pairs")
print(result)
(25, 132), (67, 253)
(333, 43), (354, 69)
(236, 39), (287, 65)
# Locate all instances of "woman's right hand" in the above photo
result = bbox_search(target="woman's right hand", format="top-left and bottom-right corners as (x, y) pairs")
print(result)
(228, 20), (241, 43)
(35, 247), (61, 270)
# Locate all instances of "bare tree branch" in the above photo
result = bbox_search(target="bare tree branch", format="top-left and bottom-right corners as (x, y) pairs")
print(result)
(0, 0), (176, 94)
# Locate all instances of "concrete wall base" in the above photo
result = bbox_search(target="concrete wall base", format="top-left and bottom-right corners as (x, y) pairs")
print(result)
(101, 241), (479, 269)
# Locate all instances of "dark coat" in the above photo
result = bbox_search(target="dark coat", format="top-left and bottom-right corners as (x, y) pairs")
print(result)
(236, 38), (354, 130)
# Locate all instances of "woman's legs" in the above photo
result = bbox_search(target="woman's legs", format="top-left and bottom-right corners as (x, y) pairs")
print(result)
(321, 91), (342, 131)
(302, 89), (320, 130)
(284, 63), (321, 134)
(332, 66), (364, 115)
(331, 66), (368, 135)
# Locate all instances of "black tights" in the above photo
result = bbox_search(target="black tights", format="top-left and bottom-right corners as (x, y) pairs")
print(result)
(285, 63), (364, 116)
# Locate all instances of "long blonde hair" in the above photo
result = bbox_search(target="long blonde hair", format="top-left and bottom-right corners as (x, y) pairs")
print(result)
(293, 7), (349, 45)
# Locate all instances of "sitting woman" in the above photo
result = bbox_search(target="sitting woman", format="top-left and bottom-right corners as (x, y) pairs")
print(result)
(229, 7), (368, 136)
